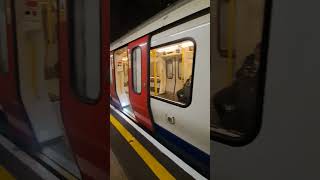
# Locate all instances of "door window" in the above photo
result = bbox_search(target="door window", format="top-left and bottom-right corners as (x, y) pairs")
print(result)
(110, 53), (113, 84)
(132, 47), (142, 94)
(150, 40), (195, 106)
(0, 1), (8, 73)
(71, 0), (101, 100)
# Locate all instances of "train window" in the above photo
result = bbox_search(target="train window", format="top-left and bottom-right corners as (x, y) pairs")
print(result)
(132, 47), (142, 94)
(211, 0), (270, 145)
(71, 0), (101, 100)
(150, 40), (195, 106)
(0, 0), (8, 73)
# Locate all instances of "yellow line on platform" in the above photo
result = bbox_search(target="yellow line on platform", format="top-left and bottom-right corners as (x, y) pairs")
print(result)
(0, 166), (15, 180)
(110, 115), (175, 180)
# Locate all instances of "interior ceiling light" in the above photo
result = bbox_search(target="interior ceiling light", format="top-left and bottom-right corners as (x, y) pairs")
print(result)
(156, 41), (194, 53)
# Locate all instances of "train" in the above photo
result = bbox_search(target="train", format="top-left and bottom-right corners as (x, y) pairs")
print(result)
(110, 0), (210, 177)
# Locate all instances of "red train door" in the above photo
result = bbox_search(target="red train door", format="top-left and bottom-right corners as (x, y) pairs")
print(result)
(58, 0), (109, 179)
(128, 35), (154, 131)
(0, 0), (36, 146)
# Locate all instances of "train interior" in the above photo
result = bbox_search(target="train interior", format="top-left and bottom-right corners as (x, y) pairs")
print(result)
(150, 40), (194, 105)
(211, 0), (266, 137)
(113, 46), (135, 117)
(13, 1), (80, 176)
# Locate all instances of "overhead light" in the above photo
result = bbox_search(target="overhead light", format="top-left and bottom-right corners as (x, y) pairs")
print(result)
(181, 41), (194, 48)
(156, 45), (178, 53)
(156, 41), (194, 53)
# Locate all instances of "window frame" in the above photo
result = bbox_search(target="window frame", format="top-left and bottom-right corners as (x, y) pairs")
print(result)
(68, 0), (102, 103)
(131, 46), (142, 94)
(210, 0), (273, 147)
(149, 38), (197, 108)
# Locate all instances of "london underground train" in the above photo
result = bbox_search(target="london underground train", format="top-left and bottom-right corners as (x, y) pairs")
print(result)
(0, 0), (109, 179)
(110, 0), (210, 177)
(211, 0), (320, 179)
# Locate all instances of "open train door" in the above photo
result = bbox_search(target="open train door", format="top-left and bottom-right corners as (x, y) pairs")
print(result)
(58, 0), (109, 179)
(0, 0), (37, 146)
(128, 35), (154, 131)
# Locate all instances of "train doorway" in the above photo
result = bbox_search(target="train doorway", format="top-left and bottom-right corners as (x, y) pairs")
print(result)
(14, 0), (80, 177)
(113, 46), (135, 116)
(1, 0), (109, 179)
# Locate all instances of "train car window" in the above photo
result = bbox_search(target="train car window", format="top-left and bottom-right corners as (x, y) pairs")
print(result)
(0, 0), (8, 73)
(150, 40), (195, 106)
(132, 47), (142, 94)
(211, 0), (270, 146)
(71, 0), (101, 100)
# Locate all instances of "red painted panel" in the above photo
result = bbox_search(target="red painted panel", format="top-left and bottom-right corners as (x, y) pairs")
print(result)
(0, 0), (36, 147)
(127, 35), (154, 131)
(58, 0), (109, 179)
(110, 51), (121, 108)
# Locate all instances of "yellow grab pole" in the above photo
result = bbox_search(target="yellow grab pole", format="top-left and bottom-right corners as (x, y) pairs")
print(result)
(151, 50), (158, 96)
(181, 47), (185, 81)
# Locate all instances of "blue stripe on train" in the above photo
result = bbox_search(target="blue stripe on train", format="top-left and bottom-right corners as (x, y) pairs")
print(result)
(154, 125), (210, 178)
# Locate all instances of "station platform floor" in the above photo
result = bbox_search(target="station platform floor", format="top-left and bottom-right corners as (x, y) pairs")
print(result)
(0, 135), (58, 180)
(110, 105), (204, 180)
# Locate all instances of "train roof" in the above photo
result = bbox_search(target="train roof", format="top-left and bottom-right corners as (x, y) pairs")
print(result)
(110, 0), (209, 51)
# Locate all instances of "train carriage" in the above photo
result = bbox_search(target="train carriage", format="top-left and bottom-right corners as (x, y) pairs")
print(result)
(110, 0), (210, 176)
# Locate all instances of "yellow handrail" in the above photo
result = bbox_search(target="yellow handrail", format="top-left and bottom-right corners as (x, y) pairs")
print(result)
(181, 48), (185, 81)
(151, 50), (158, 96)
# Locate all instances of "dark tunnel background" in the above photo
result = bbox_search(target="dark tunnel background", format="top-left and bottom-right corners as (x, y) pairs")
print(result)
(111, 0), (180, 42)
